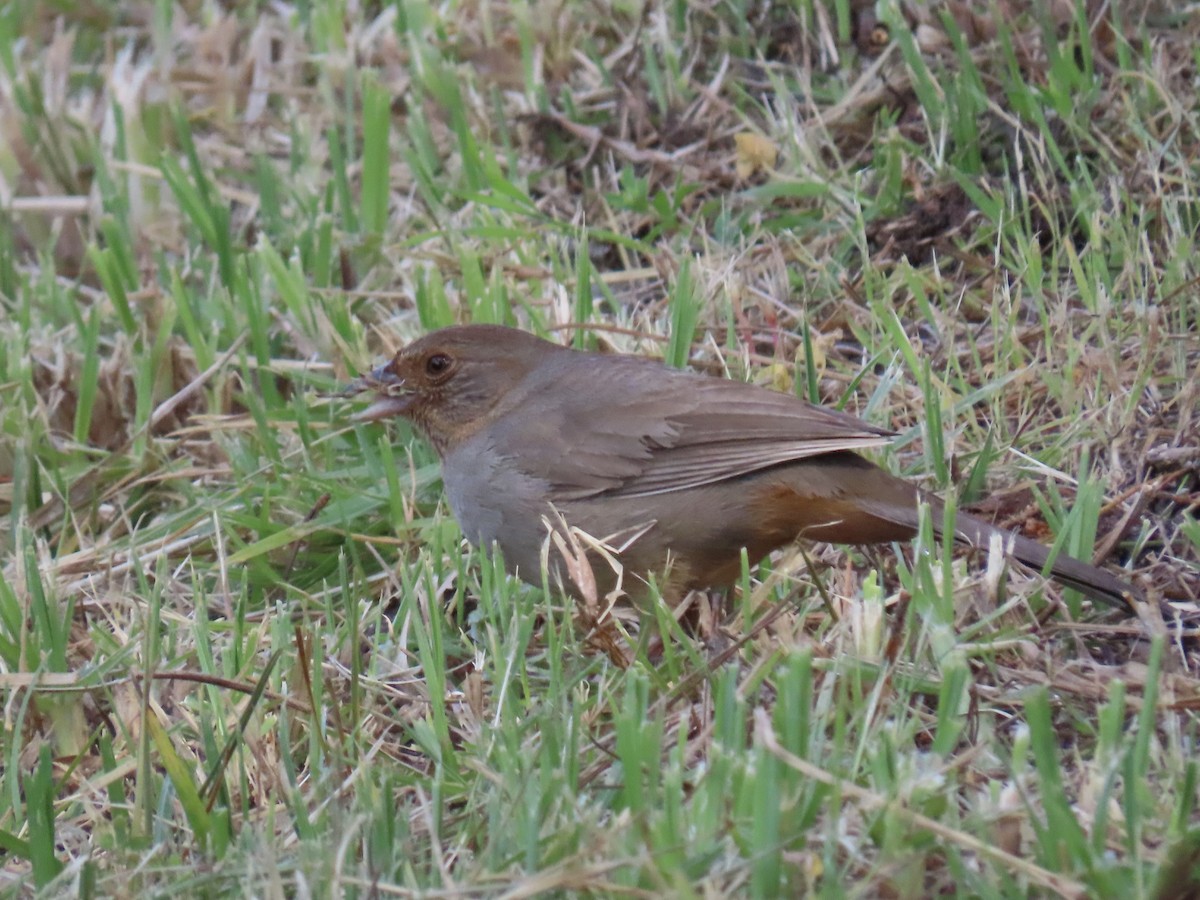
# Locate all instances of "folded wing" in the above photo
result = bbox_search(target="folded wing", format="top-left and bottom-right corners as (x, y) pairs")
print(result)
(489, 354), (895, 499)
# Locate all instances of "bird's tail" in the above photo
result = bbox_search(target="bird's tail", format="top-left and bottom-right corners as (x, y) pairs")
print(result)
(774, 454), (1139, 610)
(879, 489), (1139, 609)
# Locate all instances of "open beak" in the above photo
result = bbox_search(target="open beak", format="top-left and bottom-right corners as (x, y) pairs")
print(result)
(347, 363), (416, 422)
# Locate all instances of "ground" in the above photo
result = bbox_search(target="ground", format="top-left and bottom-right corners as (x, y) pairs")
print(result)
(1, 0), (1198, 896)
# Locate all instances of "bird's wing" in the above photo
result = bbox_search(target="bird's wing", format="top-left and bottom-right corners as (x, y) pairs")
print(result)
(489, 355), (895, 500)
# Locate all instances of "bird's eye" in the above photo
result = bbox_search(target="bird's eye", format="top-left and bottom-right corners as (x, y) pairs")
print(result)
(425, 353), (452, 376)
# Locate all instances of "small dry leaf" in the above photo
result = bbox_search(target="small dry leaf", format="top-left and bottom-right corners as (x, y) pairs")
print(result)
(993, 809), (1023, 856)
(460, 33), (526, 90)
(915, 23), (950, 53)
(793, 334), (830, 380)
(734, 132), (777, 179)
(756, 362), (794, 394)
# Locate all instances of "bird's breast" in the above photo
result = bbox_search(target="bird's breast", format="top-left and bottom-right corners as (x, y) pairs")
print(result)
(441, 436), (553, 579)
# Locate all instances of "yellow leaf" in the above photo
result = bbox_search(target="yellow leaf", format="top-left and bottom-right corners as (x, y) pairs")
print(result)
(756, 363), (793, 394)
(734, 132), (777, 178)
(794, 337), (827, 377)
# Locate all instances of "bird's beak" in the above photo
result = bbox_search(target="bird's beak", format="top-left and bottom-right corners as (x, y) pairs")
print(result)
(348, 363), (416, 422)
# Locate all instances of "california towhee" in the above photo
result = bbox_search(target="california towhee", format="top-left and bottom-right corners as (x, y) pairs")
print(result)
(354, 324), (1140, 609)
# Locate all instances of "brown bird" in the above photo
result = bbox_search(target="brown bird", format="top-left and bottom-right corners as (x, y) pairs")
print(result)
(354, 324), (1140, 610)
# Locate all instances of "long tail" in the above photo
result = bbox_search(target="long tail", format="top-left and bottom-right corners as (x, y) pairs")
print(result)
(879, 487), (1141, 609)
(796, 455), (1141, 610)
(926, 497), (1140, 609)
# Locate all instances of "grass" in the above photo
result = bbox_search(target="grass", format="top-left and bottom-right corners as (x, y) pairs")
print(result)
(1, 0), (1198, 896)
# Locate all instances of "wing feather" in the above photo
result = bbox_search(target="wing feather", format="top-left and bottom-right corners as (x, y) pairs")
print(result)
(488, 352), (894, 499)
